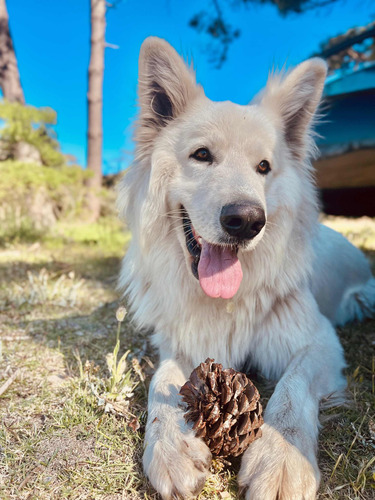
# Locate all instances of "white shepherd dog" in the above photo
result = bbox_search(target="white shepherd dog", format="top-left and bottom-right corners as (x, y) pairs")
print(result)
(117, 37), (375, 499)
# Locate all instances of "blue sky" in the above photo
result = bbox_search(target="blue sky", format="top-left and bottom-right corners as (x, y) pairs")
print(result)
(8, 0), (374, 174)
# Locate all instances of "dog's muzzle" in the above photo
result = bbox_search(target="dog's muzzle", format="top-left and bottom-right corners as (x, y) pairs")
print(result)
(180, 203), (266, 299)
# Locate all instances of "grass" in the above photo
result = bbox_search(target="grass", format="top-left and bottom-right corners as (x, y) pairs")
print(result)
(0, 215), (374, 499)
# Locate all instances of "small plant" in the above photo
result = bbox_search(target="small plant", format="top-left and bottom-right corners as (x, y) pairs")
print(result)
(83, 307), (140, 424)
(105, 307), (134, 400)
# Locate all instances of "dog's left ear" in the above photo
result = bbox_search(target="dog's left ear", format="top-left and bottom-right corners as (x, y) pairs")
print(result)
(260, 58), (327, 160)
(136, 37), (202, 156)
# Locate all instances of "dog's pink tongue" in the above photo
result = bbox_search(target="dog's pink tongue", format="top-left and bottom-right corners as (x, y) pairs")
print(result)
(198, 241), (243, 299)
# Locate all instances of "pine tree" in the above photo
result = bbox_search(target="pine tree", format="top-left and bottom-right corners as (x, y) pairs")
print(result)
(86, 0), (106, 220)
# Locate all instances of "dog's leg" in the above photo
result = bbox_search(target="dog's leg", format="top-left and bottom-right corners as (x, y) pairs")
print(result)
(143, 357), (211, 499)
(238, 298), (346, 500)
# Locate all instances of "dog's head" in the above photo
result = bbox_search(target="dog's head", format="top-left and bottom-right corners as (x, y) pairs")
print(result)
(121, 37), (326, 300)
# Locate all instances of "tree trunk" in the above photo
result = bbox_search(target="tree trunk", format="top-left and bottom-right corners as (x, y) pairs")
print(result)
(86, 0), (105, 221)
(0, 0), (24, 104)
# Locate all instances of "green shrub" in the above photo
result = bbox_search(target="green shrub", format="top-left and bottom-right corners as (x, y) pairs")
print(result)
(0, 101), (66, 167)
(0, 161), (91, 244)
(0, 160), (89, 196)
(0, 101), (121, 245)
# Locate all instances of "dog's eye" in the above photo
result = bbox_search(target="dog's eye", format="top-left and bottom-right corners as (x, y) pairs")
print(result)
(257, 160), (271, 175)
(190, 147), (213, 163)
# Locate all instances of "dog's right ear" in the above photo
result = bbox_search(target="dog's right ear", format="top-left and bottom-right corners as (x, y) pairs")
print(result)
(136, 37), (201, 153)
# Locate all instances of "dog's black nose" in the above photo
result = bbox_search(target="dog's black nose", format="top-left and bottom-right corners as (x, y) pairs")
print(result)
(220, 203), (266, 240)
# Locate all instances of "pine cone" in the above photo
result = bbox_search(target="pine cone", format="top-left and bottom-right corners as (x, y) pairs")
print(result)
(179, 358), (263, 458)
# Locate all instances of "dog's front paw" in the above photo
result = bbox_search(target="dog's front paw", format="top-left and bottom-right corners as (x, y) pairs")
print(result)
(143, 413), (212, 499)
(238, 423), (320, 500)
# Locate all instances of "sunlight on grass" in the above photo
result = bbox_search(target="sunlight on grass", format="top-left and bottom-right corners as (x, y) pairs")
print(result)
(322, 215), (375, 252)
(49, 217), (131, 253)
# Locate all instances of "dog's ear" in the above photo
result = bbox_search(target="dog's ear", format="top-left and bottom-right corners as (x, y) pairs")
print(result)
(260, 58), (327, 160)
(136, 37), (201, 154)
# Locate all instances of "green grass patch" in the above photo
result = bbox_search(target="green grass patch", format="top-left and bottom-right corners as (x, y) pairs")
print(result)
(48, 218), (131, 253)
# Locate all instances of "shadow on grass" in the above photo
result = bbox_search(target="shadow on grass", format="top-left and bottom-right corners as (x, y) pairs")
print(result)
(14, 301), (154, 379)
(0, 254), (122, 287)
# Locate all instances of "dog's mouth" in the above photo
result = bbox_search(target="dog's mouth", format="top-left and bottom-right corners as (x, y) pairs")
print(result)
(181, 206), (243, 300)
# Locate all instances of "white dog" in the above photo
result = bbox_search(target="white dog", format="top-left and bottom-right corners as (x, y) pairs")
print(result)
(117, 37), (375, 500)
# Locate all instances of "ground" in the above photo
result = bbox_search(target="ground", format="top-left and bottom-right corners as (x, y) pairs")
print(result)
(0, 216), (374, 499)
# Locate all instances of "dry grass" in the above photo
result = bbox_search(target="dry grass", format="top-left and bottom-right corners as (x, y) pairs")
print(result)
(0, 216), (374, 499)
